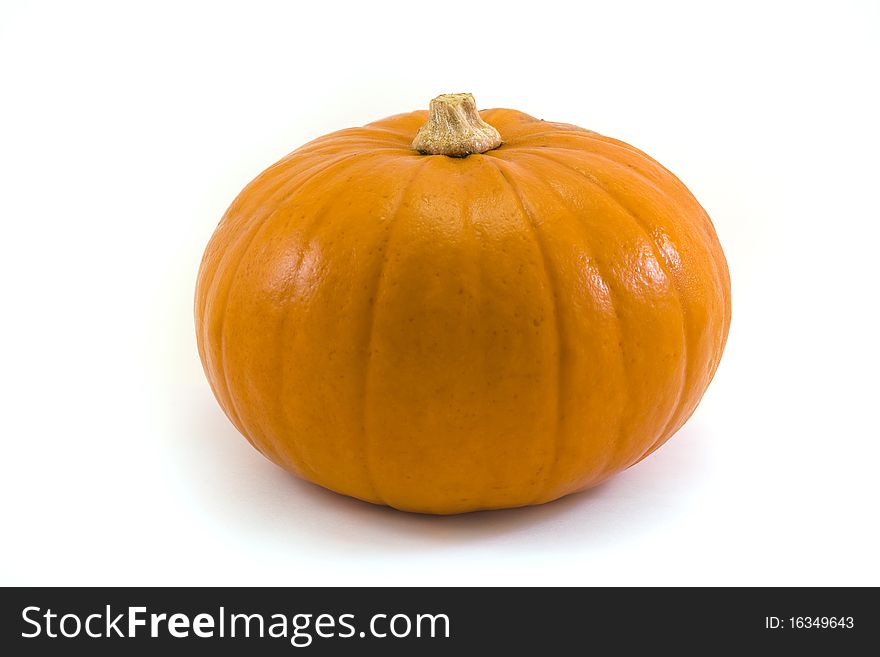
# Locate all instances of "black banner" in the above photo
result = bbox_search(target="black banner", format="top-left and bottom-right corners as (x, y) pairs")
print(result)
(1, 587), (875, 654)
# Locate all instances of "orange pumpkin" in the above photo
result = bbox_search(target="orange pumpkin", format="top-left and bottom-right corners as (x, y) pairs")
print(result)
(195, 93), (730, 514)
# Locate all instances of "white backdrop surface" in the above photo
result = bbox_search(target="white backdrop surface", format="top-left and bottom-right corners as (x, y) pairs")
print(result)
(1, 0), (878, 585)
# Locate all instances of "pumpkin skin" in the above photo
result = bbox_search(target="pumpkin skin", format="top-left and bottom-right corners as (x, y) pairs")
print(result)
(195, 105), (730, 514)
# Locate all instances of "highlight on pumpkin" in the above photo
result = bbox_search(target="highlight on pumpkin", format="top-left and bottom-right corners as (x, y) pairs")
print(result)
(195, 93), (730, 515)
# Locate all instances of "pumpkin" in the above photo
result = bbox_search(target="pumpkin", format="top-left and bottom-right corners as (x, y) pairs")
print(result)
(195, 93), (730, 514)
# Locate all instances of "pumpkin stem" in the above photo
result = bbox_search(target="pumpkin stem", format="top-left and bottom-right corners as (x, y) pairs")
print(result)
(412, 93), (502, 157)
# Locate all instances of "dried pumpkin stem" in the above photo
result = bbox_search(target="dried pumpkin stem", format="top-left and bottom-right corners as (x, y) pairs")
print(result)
(412, 93), (502, 157)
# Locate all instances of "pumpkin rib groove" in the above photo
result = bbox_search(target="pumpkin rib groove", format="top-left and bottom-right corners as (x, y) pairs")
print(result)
(200, 150), (365, 355)
(530, 174), (623, 486)
(539, 142), (717, 235)
(584, 139), (715, 209)
(300, 124), (420, 146)
(523, 150), (691, 468)
(198, 159), (305, 326)
(296, 138), (398, 152)
(198, 153), (334, 312)
(515, 138), (706, 235)
(516, 133), (723, 262)
(473, 112), (539, 142)
(533, 141), (731, 307)
(503, 129), (612, 149)
(490, 151), (629, 485)
(201, 161), (327, 450)
(554, 144), (730, 453)
(585, 171), (689, 465)
(637, 251), (730, 464)
(269, 145), (407, 182)
(579, 141), (731, 342)
(212, 152), (372, 462)
(362, 121), (427, 139)
(217, 208), (300, 464)
(461, 182), (490, 506)
(271, 186), (347, 479)
(299, 141), (414, 155)
(361, 157), (432, 507)
(530, 143), (728, 464)
(509, 128), (647, 160)
(206, 153), (365, 451)
(488, 158), (563, 505)
(254, 152), (403, 467)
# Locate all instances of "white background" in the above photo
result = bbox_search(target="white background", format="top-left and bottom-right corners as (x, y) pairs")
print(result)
(2, 0), (878, 586)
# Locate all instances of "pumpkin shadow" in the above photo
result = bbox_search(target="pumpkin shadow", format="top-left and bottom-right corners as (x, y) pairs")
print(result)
(282, 474), (613, 543)
(182, 391), (710, 555)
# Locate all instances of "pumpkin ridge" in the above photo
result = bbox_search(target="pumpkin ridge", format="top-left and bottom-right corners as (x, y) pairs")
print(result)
(541, 139), (730, 297)
(524, 149), (691, 468)
(200, 149), (365, 342)
(489, 159), (564, 505)
(299, 141), (412, 156)
(205, 153), (362, 439)
(253, 151), (409, 466)
(512, 128), (647, 160)
(490, 151), (629, 487)
(636, 252), (730, 464)
(218, 200), (310, 465)
(501, 128), (597, 147)
(510, 132), (719, 250)
(201, 162), (327, 450)
(270, 181), (354, 479)
(295, 123), (416, 153)
(198, 155), (311, 326)
(361, 157), (432, 507)
(475, 109), (544, 141)
(211, 152), (372, 461)
(576, 142), (732, 359)
(545, 144), (731, 449)
(562, 144), (729, 461)
(364, 113), (428, 137)
(459, 180), (488, 505)
(513, 133), (712, 240)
